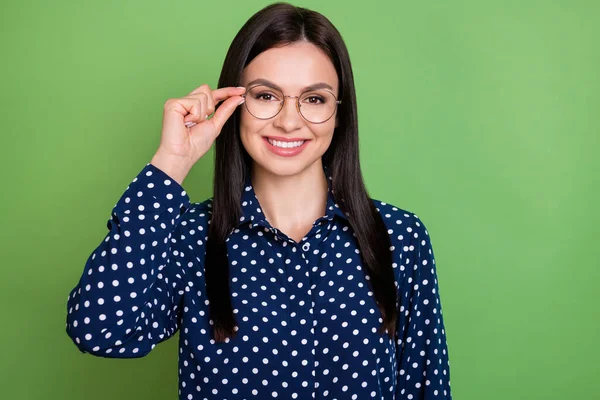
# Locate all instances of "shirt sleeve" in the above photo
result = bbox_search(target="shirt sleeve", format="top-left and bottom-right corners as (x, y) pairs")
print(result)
(65, 163), (192, 358)
(395, 215), (452, 399)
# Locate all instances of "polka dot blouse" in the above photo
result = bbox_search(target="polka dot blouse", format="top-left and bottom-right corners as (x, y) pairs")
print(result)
(66, 162), (452, 399)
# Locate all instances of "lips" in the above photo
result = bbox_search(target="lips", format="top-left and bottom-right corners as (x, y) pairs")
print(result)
(263, 137), (310, 157)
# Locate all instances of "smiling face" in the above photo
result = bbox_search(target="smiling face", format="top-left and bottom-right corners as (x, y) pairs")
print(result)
(239, 41), (340, 178)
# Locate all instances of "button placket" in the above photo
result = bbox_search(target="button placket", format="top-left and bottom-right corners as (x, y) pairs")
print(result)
(279, 240), (315, 398)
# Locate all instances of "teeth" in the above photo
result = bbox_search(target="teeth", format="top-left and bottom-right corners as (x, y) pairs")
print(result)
(268, 138), (305, 148)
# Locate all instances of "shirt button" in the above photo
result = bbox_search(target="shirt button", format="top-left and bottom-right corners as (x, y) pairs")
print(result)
(302, 242), (310, 251)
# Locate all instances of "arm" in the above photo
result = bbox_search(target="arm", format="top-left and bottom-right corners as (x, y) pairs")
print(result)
(65, 163), (191, 358)
(395, 215), (452, 399)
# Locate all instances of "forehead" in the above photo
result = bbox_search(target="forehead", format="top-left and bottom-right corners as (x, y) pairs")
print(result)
(242, 42), (339, 93)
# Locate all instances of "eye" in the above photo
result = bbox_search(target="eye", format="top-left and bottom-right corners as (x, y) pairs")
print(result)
(302, 94), (326, 105)
(254, 92), (280, 102)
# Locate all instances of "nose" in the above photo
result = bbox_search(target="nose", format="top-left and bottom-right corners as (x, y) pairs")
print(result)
(273, 95), (303, 132)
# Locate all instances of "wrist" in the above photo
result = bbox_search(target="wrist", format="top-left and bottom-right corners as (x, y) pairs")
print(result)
(150, 151), (194, 186)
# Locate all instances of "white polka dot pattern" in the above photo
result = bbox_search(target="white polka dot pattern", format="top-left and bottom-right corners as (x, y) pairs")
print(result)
(65, 163), (452, 399)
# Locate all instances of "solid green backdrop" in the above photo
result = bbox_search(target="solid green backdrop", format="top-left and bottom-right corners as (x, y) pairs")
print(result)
(1, 0), (598, 399)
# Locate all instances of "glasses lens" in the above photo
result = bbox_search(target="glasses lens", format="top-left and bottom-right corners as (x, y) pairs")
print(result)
(245, 85), (284, 119)
(299, 90), (337, 123)
(244, 85), (339, 123)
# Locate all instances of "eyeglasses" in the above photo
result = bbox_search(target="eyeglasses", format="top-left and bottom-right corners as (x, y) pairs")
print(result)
(241, 84), (341, 124)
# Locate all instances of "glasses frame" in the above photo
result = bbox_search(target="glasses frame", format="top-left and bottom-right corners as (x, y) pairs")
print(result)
(240, 84), (342, 124)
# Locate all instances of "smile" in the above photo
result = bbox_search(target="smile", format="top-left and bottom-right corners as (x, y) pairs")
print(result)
(267, 138), (306, 148)
(263, 137), (310, 157)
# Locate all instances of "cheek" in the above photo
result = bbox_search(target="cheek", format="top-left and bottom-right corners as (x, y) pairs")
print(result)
(239, 107), (251, 134)
(239, 111), (266, 153)
(312, 121), (336, 144)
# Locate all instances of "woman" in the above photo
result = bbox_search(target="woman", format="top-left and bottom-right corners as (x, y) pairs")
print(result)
(65, 2), (452, 399)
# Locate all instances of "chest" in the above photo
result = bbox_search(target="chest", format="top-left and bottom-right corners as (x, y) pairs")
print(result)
(180, 224), (395, 357)
(176, 225), (398, 397)
(226, 228), (382, 331)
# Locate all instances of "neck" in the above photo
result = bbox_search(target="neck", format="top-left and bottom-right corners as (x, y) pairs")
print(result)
(251, 160), (328, 241)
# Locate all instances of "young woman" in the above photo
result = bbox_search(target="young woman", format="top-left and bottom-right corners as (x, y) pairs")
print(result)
(65, 2), (452, 399)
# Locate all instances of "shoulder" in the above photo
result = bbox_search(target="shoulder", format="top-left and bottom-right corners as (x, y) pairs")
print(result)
(184, 197), (214, 217)
(171, 197), (214, 252)
(371, 199), (438, 289)
(178, 197), (213, 227)
(370, 198), (432, 247)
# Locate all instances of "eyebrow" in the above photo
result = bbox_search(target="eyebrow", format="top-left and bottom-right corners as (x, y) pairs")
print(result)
(245, 78), (334, 92)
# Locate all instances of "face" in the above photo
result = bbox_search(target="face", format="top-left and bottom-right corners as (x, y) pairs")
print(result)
(239, 41), (340, 178)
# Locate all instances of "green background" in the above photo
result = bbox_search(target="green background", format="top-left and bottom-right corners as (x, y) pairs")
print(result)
(1, 0), (598, 399)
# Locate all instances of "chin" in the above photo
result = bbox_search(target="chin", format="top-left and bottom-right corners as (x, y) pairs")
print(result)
(253, 155), (321, 178)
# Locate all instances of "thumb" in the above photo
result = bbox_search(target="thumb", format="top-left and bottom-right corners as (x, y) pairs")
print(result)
(211, 95), (245, 133)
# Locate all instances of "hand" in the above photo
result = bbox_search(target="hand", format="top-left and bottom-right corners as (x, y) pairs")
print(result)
(151, 84), (246, 184)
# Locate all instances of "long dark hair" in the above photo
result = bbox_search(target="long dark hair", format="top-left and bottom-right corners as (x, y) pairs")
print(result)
(206, 2), (396, 342)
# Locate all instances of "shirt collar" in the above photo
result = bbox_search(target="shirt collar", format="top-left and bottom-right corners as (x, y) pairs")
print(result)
(237, 166), (348, 229)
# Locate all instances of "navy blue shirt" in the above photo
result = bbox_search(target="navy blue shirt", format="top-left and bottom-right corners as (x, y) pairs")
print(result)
(66, 162), (452, 399)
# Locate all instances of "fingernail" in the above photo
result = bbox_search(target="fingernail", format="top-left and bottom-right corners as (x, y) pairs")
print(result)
(236, 86), (246, 90)
(185, 121), (196, 127)
(239, 98), (245, 105)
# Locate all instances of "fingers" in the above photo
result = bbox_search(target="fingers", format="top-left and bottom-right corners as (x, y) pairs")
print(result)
(187, 84), (211, 96)
(182, 84), (246, 129)
(210, 95), (245, 133)
(212, 86), (247, 103)
(185, 85), (245, 121)
(184, 90), (213, 118)
(188, 84), (245, 100)
(181, 94), (207, 124)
